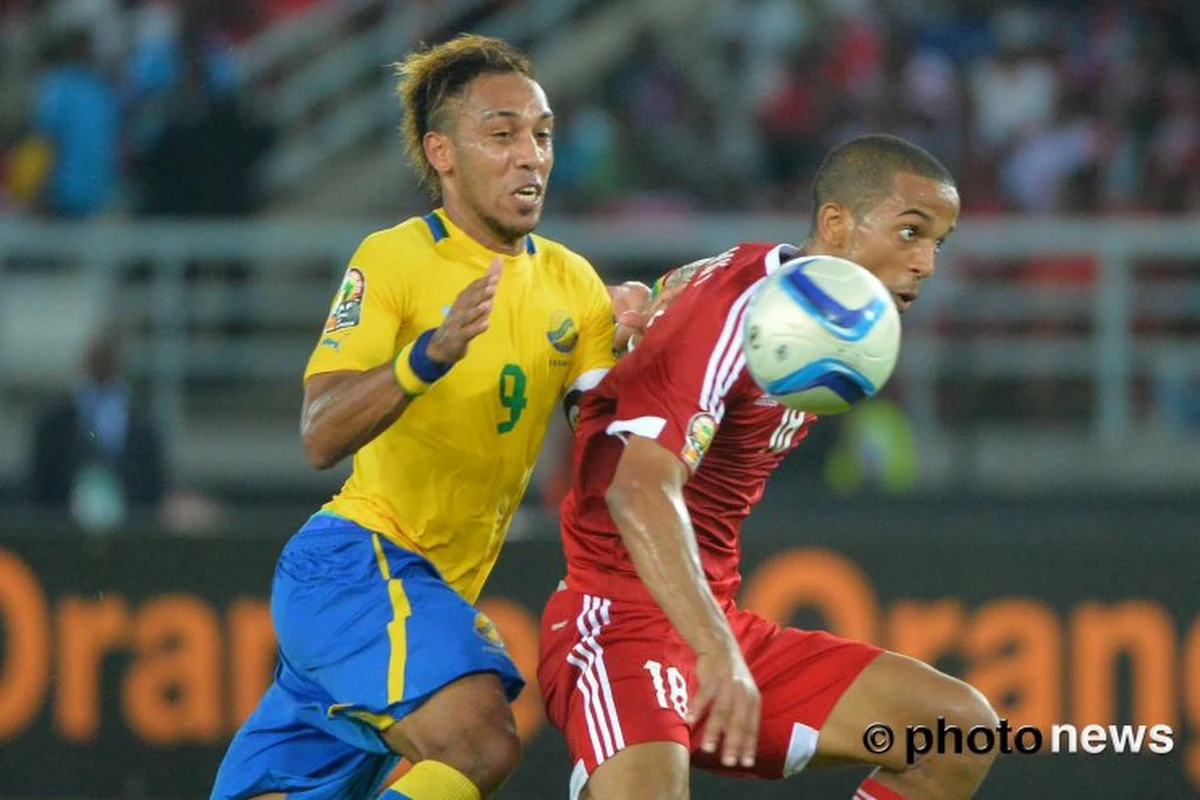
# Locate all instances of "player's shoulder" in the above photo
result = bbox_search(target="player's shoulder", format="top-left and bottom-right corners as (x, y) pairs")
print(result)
(681, 242), (798, 296)
(358, 215), (437, 253)
(529, 234), (602, 282)
(721, 242), (799, 276)
(346, 215), (442, 280)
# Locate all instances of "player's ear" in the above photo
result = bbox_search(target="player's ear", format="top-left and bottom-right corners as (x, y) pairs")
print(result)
(815, 202), (850, 250)
(424, 130), (454, 177)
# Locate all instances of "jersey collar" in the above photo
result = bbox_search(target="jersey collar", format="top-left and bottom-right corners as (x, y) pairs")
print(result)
(764, 243), (802, 275)
(423, 208), (537, 264)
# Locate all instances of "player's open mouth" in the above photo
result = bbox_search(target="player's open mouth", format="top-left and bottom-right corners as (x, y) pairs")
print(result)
(513, 184), (542, 203)
(892, 291), (917, 311)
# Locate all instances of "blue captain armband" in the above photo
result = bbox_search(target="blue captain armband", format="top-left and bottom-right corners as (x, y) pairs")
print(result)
(393, 329), (452, 396)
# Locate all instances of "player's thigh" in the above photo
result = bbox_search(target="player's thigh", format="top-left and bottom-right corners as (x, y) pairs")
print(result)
(356, 556), (525, 764)
(583, 742), (690, 800)
(689, 614), (882, 779)
(537, 589), (695, 795)
(813, 650), (999, 771)
(274, 528), (524, 759)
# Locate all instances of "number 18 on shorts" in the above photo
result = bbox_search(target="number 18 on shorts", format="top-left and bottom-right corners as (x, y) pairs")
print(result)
(537, 587), (883, 788)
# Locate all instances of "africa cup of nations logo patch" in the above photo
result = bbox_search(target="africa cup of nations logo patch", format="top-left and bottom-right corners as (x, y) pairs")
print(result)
(546, 311), (579, 353)
(324, 268), (365, 333)
(681, 412), (717, 469)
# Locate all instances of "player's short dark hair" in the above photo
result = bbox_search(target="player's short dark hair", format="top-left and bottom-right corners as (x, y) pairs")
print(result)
(395, 34), (534, 197)
(810, 134), (955, 224)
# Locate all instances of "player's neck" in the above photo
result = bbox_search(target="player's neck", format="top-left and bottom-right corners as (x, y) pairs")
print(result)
(438, 203), (525, 256)
(800, 237), (835, 258)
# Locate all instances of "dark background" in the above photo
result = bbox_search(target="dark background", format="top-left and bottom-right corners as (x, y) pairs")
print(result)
(2, 493), (1195, 799)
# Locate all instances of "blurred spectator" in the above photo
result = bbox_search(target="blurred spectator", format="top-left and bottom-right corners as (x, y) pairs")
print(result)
(603, 31), (690, 189)
(999, 92), (1105, 213)
(3, 134), (53, 210)
(133, 72), (273, 216)
(707, 0), (811, 109)
(265, 0), (323, 20)
(28, 328), (167, 532)
(132, 7), (272, 216)
(29, 28), (119, 217)
(824, 399), (921, 496)
(757, 49), (830, 203)
(550, 100), (626, 213)
(1145, 68), (1200, 213)
(967, 7), (1059, 156)
(124, 2), (239, 155)
(48, 0), (126, 69)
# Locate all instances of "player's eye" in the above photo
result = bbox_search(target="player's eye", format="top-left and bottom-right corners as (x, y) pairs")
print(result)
(535, 129), (553, 142)
(899, 226), (918, 242)
(491, 130), (514, 140)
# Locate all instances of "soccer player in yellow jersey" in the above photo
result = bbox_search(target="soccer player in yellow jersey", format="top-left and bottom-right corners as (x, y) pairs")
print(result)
(211, 35), (646, 800)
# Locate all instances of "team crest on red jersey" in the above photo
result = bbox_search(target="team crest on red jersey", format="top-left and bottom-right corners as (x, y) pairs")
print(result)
(681, 412), (717, 468)
(324, 268), (365, 333)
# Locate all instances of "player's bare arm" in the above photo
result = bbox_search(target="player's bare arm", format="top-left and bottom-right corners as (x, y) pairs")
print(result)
(605, 434), (761, 770)
(301, 258), (501, 469)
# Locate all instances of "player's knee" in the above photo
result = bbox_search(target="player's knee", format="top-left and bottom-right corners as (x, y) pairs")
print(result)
(479, 724), (523, 784)
(441, 722), (522, 793)
(944, 679), (999, 736)
(409, 704), (522, 793)
(931, 676), (1000, 772)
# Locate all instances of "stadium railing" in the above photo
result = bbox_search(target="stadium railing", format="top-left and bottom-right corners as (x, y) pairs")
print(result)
(239, 0), (671, 200)
(1, 215), (1197, 491)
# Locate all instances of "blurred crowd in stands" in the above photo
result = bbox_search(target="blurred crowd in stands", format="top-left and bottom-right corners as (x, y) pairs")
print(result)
(0, 0), (279, 218)
(1, 0), (1197, 219)
(554, 0), (1200, 216)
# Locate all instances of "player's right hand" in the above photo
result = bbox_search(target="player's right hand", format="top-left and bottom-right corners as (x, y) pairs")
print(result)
(427, 256), (501, 364)
(688, 639), (761, 769)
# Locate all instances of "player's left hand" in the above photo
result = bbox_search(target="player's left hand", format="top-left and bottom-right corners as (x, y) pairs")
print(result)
(607, 281), (652, 355)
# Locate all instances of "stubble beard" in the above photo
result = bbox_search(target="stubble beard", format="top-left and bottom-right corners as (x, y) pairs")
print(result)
(481, 207), (538, 249)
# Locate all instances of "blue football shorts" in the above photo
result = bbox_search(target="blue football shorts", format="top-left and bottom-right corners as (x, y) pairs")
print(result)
(210, 511), (525, 800)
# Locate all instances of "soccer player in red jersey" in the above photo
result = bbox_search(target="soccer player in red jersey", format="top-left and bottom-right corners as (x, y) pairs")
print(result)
(538, 134), (998, 800)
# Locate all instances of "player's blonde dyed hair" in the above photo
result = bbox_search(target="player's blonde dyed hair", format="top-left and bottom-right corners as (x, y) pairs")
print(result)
(395, 34), (535, 197)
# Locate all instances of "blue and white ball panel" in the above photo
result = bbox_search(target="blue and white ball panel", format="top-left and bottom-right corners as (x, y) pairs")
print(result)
(780, 259), (891, 343)
(762, 357), (876, 407)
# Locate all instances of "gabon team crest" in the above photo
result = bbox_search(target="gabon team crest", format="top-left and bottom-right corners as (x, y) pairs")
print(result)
(546, 311), (579, 354)
(324, 268), (365, 333)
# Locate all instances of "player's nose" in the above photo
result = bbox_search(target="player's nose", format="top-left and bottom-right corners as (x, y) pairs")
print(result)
(911, 249), (937, 280)
(513, 131), (548, 168)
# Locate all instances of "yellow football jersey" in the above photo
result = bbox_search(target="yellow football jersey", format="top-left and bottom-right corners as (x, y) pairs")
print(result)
(304, 209), (615, 602)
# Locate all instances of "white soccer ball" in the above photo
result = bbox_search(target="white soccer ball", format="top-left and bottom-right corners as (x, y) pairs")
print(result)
(742, 254), (901, 415)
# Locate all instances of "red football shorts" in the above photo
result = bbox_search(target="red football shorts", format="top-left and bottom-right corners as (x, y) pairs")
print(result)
(537, 587), (883, 796)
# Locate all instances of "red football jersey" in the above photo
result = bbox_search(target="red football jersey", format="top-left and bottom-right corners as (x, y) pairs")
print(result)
(561, 243), (816, 605)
